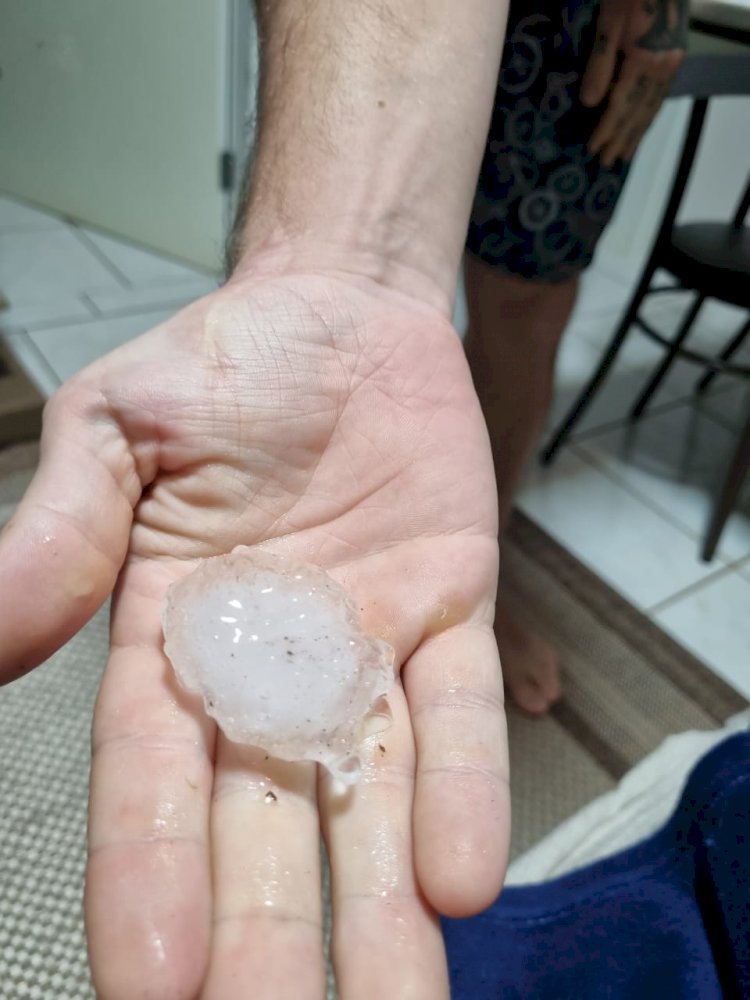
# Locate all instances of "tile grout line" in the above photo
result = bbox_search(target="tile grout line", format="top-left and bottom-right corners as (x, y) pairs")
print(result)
(67, 224), (133, 290)
(560, 392), (698, 447)
(568, 439), (741, 568)
(1, 302), (184, 336)
(571, 322), (746, 439)
(646, 560), (748, 616)
(78, 292), (102, 318)
(568, 391), (750, 546)
(567, 379), (744, 447)
(79, 298), (199, 322)
(121, 270), (218, 287)
(694, 386), (750, 435)
(3, 330), (62, 396)
(0, 222), (65, 235)
(589, 260), (638, 290)
(0, 281), (219, 335)
(64, 213), (219, 275)
(1, 312), (116, 335)
(724, 552), (750, 573)
(571, 302), (630, 325)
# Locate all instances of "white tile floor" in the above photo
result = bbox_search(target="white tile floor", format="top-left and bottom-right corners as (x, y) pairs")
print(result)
(2, 194), (749, 698)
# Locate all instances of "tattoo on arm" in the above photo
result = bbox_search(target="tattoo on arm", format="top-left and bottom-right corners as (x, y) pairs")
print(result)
(636, 0), (688, 51)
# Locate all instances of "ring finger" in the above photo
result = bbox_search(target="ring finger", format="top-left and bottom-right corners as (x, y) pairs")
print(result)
(321, 682), (449, 1000)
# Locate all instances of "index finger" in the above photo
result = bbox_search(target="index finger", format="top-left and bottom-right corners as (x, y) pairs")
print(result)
(580, 0), (629, 107)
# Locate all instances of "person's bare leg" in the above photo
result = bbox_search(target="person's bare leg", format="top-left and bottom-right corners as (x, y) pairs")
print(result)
(463, 252), (578, 714)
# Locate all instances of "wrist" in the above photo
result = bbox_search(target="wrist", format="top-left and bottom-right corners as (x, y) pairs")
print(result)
(228, 227), (454, 318)
(227, 1), (509, 316)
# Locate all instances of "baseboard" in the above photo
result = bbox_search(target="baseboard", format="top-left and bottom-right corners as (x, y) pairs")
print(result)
(0, 337), (44, 446)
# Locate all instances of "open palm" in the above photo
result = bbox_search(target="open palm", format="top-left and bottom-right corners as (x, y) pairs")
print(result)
(0, 270), (509, 999)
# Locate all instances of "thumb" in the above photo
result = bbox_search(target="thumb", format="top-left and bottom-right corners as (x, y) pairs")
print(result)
(0, 384), (141, 684)
(580, 0), (627, 107)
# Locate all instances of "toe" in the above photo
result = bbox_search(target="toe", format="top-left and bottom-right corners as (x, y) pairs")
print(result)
(508, 678), (553, 716)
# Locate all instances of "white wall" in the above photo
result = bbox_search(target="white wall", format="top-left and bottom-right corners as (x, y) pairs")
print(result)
(0, 0), (230, 269)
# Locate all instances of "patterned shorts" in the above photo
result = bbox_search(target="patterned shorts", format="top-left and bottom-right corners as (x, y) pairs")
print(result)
(467, 0), (631, 283)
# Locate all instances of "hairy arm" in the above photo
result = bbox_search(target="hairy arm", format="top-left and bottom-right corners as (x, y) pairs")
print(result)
(230, 0), (510, 312)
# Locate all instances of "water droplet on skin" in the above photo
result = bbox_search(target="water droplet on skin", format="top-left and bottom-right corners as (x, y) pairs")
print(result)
(264, 790), (277, 804)
(146, 930), (167, 964)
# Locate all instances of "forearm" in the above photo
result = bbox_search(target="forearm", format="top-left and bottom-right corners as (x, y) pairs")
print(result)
(230, 0), (509, 312)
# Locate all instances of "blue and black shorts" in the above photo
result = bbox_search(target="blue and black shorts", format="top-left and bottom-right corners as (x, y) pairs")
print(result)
(467, 0), (631, 283)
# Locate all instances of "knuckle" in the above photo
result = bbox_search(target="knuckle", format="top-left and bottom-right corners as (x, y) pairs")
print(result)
(412, 684), (504, 720)
(420, 759), (509, 791)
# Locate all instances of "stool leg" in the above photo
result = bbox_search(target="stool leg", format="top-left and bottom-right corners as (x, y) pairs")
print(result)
(702, 411), (750, 561)
(695, 316), (750, 395)
(540, 315), (632, 464)
(630, 292), (705, 420)
(540, 261), (663, 465)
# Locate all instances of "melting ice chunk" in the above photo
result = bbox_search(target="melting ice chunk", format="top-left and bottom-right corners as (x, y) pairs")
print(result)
(162, 548), (395, 784)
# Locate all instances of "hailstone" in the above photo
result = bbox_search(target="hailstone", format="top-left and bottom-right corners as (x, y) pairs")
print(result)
(162, 548), (395, 784)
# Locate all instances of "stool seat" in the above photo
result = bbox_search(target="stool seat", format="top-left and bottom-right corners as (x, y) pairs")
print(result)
(666, 223), (750, 308)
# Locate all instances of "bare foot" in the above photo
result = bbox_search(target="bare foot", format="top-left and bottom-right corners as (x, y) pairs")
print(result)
(495, 602), (561, 715)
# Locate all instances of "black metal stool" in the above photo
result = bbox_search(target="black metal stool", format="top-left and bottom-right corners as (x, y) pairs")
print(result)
(541, 54), (750, 561)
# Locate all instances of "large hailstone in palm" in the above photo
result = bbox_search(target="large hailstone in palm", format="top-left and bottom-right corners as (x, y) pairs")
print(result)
(162, 548), (395, 784)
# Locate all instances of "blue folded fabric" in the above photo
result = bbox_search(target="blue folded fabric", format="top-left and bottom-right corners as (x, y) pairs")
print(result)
(443, 732), (750, 999)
